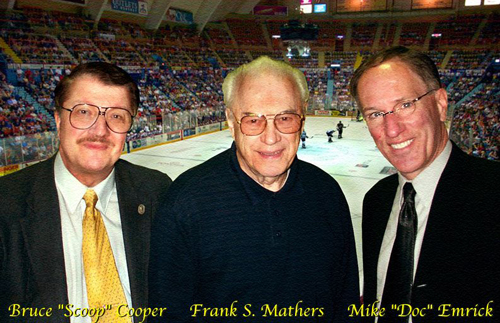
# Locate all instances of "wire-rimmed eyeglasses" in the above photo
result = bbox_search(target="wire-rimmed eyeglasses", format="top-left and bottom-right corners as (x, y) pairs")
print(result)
(235, 112), (305, 136)
(364, 89), (439, 125)
(60, 103), (134, 134)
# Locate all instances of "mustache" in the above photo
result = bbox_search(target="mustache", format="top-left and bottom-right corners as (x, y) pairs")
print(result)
(77, 136), (113, 145)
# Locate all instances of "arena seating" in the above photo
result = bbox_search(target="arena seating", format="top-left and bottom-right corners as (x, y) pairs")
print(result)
(450, 71), (499, 161)
(263, 20), (286, 50)
(446, 50), (491, 69)
(52, 10), (91, 32)
(312, 20), (345, 50)
(399, 22), (429, 47)
(93, 38), (145, 66)
(351, 23), (377, 49)
(251, 50), (283, 61)
(476, 13), (500, 46)
(216, 49), (250, 67)
(378, 22), (397, 48)
(1, 73), (53, 139)
(433, 15), (484, 47)
(0, 7), (498, 164)
(59, 36), (102, 63)
(227, 18), (267, 48)
(425, 51), (446, 68)
(447, 70), (484, 106)
(288, 51), (318, 68)
(205, 25), (233, 47)
(7, 33), (73, 64)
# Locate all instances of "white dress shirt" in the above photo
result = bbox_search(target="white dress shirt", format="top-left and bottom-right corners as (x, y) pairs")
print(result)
(54, 153), (133, 322)
(376, 141), (452, 320)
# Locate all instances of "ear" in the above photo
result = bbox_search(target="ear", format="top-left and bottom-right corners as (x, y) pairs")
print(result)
(225, 108), (236, 138)
(55, 111), (61, 138)
(435, 88), (448, 122)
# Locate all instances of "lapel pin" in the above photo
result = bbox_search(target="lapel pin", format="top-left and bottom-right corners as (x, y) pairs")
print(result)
(138, 204), (146, 215)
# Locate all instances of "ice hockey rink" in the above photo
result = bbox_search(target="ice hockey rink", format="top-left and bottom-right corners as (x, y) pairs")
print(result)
(122, 116), (396, 288)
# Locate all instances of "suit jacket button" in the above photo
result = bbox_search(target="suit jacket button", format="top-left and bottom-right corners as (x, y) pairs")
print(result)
(138, 204), (146, 215)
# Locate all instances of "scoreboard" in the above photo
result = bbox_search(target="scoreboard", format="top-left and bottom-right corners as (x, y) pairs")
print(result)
(300, 0), (329, 14)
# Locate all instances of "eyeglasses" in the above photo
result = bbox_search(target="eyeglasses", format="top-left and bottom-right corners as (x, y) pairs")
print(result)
(60, 104), (134, 134)
(363, 89), (438, 126)
(235, 112), (305, 136)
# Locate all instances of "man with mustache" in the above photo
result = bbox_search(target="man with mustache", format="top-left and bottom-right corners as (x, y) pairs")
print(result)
(0, 62), (171, 322)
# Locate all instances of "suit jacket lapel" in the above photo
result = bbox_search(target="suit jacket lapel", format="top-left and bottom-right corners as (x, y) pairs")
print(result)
(20, 157), (69, 309)
(373, 180), (397, 246)
(363, 175), (398, 304)
(115, 160), (152, 310)
(413, 143), (463, 291)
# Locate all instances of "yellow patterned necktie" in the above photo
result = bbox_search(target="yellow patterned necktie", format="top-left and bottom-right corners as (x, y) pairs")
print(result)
(82, 189), (130, 322)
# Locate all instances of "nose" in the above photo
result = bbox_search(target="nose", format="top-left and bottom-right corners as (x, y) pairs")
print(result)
(260, 119), (280, 145)
(383, 112), (405, 138)
(89, 113), (110, 136)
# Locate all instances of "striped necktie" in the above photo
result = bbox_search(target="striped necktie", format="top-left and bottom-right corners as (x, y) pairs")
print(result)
(380, 182), (418, 323)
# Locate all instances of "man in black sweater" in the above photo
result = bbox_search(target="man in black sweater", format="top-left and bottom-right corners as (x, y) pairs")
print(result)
(149, 56), (360, 322)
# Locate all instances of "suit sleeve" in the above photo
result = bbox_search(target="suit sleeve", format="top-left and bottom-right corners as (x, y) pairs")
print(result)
(148, 189), (196, 323)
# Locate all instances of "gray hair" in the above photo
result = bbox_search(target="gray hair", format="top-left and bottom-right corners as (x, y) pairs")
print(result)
(222, 56), (309, 114)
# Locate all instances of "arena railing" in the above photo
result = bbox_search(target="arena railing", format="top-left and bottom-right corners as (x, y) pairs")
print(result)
(0, 131), (58, 176)
(0, 117), (230, 176)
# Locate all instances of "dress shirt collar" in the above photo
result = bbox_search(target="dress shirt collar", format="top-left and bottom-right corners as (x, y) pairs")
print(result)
(54, 152), (116, 214)
(398, 140), (452, 205)
(229, 142), (303, 205)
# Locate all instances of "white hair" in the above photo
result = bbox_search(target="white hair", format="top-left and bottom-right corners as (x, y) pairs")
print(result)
(222, 56), (309, 114)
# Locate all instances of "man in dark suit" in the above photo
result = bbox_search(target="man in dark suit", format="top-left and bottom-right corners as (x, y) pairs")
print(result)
(0, 62), (171, 322)
(350, 46), (499, 322)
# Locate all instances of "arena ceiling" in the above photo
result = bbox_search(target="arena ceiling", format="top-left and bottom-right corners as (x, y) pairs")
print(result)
(171, 0), (263, 21)
(148, 0), (264, 30)
(0, 0), (271, 31)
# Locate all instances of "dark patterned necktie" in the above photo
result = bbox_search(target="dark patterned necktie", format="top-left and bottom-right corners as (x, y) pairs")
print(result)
(380, 182), (417, 323)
